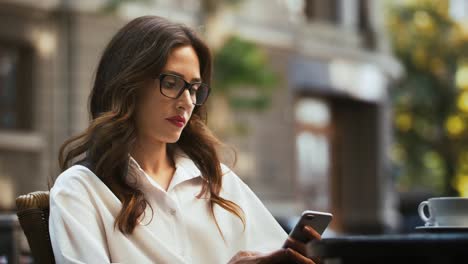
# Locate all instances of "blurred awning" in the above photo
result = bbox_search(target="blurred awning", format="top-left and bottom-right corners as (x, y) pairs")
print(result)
(289, 55), (403, 103)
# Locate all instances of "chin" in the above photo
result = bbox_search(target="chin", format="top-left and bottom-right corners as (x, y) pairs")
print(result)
(165, 134), (182, 143)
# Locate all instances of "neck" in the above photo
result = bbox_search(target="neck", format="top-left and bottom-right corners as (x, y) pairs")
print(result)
(130, 137), (174, 176)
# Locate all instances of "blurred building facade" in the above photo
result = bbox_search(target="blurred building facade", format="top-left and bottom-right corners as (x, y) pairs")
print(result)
(0, 0), (125, 211)
(222, 0), (403, 234)
(0, 0), (402, 234)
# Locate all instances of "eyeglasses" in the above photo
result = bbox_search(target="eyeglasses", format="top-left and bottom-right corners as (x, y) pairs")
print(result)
(157, 73), (210, 106)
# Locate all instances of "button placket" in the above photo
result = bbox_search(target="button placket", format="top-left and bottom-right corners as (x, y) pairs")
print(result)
(167, 189), (191, 259)
(162, 193), (184, 255)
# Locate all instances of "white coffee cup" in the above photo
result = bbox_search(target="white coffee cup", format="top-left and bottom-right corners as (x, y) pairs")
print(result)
(418, 197), (468, 227)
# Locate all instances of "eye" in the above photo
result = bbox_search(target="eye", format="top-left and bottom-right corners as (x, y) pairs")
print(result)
(163, 81), (176, 89)
(161, 76), (179, 89)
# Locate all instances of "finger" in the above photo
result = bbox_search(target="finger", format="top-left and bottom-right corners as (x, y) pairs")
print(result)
(244, 251), (263, 257)
(260, 249), (290, 264)
(286, 248), (316, 264)
(228, 250), (263, 263)
(303, 225), (322, 241)
(237, 251), (255, 257)
(283, 237), (307, 255)
(311, 256), (322, 264)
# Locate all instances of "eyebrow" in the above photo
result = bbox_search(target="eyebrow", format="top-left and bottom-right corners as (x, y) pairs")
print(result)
(164, 70), (202, 83)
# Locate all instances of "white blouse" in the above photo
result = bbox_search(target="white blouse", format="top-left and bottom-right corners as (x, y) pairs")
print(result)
(49, 154), (287, 264)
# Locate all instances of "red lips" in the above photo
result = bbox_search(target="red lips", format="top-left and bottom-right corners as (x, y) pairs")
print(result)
(166, 115), (186, 128)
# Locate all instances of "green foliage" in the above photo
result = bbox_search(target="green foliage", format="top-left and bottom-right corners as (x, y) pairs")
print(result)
(101, 0), (152, 13)
(386, 0), (468, 195)
(213, 36), (278, 111)
(202, 0), (244, 14)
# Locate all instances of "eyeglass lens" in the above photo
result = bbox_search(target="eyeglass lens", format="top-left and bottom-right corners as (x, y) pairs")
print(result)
(160, 74), (209, 105)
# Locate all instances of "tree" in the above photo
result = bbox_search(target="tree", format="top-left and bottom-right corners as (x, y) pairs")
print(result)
(387, 0), (468, 196)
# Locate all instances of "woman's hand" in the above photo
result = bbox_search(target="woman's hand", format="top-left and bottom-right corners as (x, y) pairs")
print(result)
(227, 248), (316, 264)
(282, 225), (322, 257)
(227, 225), (322, 264)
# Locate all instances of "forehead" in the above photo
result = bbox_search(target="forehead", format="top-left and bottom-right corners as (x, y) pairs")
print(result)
(162, 45), (201, 80)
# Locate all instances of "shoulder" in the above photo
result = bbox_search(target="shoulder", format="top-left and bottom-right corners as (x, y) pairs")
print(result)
(51, 165), (102, 199)
(219, 163), (254, 198)
(220, 163), (241, 185)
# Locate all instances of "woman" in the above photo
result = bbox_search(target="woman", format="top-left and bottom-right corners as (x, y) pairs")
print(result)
(50, 16), (320, 264)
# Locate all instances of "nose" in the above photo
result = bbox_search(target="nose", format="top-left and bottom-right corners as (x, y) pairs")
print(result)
(177, 89), (194, 110)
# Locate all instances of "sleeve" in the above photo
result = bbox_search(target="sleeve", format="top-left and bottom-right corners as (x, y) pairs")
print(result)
(49, 172), (111, 264)
(220, 164), (288, 253)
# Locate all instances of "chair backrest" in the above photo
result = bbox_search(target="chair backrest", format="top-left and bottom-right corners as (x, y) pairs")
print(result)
(16, 191), (55, 264)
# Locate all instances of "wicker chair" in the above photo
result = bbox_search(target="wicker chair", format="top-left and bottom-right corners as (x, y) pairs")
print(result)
(16, 191), (55, 264)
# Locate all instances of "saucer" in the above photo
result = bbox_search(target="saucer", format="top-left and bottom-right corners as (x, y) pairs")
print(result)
(415, 226), (468, 232)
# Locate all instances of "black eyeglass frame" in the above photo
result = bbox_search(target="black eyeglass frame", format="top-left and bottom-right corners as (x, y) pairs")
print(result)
(157, 73), (211, 106)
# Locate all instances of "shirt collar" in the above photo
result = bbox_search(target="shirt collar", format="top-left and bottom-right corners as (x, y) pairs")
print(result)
(128, 151), (204, 192)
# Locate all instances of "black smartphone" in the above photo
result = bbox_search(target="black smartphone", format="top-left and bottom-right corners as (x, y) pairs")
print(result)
(286, 210), (333, 244)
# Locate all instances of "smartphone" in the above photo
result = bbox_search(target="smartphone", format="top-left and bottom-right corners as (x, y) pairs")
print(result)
(286, 210), (333, 243)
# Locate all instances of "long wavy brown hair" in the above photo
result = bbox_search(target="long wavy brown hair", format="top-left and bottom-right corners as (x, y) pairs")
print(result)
(58, 16), (244, 235)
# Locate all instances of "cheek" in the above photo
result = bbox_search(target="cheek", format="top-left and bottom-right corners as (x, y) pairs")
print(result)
(137, 92), (163, 125)
(184, 107), (194, 123)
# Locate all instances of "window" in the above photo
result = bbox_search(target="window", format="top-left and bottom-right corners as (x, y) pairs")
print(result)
(295, 97), (332, 211)
(304, 0), (341, 23)
(0, 43), (33, 131)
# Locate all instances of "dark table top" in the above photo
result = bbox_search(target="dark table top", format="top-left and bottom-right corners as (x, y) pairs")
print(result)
(307, 232), (468, 263)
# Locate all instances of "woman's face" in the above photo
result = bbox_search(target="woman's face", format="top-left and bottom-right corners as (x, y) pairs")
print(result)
(135, 45), (199, 144)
